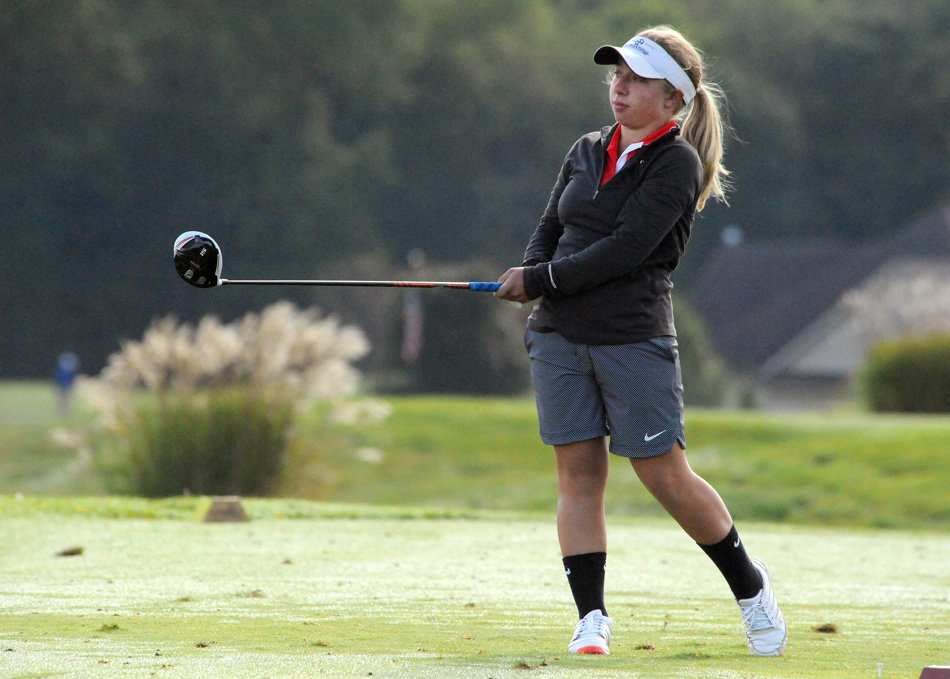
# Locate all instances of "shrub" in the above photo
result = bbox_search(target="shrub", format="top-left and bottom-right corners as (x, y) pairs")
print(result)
(673, 298), (737, 407)
(121, 388), (294, 497)
(354, 260), (531, 395)
(859, 334), (950, 413)
(412, 273), (530, 395)
(79, 302), (386, 496)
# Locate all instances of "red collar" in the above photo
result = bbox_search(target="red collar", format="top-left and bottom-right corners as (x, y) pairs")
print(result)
(640, 120), (679, 146)
(601, 121), (678, 186)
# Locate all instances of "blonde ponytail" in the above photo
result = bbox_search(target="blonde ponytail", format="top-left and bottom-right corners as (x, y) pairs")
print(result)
(638, 26), (732, 210)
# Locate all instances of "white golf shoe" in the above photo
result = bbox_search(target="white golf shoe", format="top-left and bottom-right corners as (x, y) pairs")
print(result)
(567, 609), (612, 655)
(737, 558), (788, 656)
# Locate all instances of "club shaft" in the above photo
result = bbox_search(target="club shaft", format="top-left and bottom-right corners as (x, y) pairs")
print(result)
(220, 279), (501, 292)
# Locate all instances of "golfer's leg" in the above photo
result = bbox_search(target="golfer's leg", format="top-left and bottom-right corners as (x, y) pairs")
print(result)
(632, 443), (786, 653)
(556, 437), (611, 626)
(555, 436), (609, 556)
(630, 442), (732, 544)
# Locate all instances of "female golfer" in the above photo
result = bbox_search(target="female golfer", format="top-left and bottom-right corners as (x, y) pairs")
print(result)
(495, 26), (787, 657)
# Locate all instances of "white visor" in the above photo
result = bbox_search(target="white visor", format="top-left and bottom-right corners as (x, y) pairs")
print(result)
(594, 36), (696, 105)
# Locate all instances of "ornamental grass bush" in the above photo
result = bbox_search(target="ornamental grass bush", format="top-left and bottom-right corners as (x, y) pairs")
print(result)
(859, 333), (950, 413)
(79, 302), (386, 497)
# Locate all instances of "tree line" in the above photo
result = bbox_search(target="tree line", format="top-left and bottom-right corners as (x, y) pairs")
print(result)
(1, 0), (947, 391)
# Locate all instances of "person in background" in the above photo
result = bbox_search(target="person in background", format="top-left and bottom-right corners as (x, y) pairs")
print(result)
(54, 352), (80, 416)
(495, 25), (787, 657)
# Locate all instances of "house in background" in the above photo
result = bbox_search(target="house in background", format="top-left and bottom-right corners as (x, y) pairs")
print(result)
(686, 203), (950, 410)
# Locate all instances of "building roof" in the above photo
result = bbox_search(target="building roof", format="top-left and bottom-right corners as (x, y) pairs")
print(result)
(685, 203), (950, 377)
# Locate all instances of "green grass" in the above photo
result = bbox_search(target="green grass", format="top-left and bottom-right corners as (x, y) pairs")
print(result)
(289, 398), (950, 531)
(3, 382), (950, 677)
(0, 381), (100, 496)
(1, 498), (948, 678)
(4, 382), (950, 530)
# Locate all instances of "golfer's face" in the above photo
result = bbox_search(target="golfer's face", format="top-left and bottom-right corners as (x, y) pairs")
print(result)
(609, 62), (672, 133)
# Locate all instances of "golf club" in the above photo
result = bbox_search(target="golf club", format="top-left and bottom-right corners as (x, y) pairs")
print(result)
(173, 231), (502, 293)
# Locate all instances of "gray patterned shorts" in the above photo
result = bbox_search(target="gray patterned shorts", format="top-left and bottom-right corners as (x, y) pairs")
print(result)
(525, 329), (685, 458)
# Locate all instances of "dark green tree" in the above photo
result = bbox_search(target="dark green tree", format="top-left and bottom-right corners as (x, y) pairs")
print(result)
(2, 0), (948, 389)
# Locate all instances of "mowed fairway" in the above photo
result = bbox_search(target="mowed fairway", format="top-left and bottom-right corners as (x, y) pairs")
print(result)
(1, 500), (948, 679)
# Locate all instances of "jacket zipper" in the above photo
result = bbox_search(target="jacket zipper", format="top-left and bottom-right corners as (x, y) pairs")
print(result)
(592, 129), (610, 201)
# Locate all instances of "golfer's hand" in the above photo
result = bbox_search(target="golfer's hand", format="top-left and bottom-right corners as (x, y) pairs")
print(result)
(495, 267), (530, 303)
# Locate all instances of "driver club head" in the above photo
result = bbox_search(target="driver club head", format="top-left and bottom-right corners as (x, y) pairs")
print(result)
(174, 231), (223, 288)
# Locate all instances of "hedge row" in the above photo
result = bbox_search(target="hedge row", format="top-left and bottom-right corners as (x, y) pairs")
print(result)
(860, 334), (950, 413)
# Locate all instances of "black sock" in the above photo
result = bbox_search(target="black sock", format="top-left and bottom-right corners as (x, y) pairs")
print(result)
(562, 552), (607, 618)
(698, 525), (763, 600)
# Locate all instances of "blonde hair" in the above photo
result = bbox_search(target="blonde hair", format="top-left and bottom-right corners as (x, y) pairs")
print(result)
(637, 26), (732, 210)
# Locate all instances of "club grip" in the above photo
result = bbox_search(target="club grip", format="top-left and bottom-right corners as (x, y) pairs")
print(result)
(469, 282), (502, 292)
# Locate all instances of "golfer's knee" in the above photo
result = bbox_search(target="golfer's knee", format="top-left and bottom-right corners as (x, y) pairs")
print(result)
(631, 457), (687, 505)
(558, 459), (608, 499)
(559, 468), (607, 500)
(555, 439), (608, 494)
